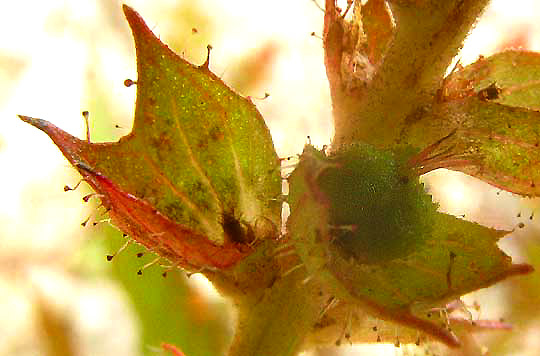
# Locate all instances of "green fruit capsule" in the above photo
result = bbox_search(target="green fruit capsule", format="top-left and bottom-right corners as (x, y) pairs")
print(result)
(289, 143), (437, 265)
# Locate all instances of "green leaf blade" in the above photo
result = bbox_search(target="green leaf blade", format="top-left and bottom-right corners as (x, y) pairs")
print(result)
(122, 4), (281, 242)
(19, 5), (281, 270)
(398, 51), (540, 196)
(401, 96), (540, 196)
(445, 50), (540, 110)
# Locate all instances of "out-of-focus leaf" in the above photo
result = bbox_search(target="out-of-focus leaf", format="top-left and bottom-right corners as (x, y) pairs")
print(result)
(227, 42), (279, 95)
(20, 5), (281, 270)
(288, 144), (532, 347)
(100, 229), (230, 356)
(163, 1), (215, 65)
(35, 295), (76, 356)
(0, 53), (27, 106)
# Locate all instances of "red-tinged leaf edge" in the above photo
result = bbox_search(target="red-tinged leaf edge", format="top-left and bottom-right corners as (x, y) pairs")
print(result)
(19, 115), (250, 270)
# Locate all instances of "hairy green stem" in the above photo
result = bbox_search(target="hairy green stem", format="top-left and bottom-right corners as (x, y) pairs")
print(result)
(326, 0), (490, 147)
(227, 269), (330, 356)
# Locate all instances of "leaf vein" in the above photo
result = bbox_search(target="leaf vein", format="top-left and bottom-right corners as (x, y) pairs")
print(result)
(168, 101), (223, 211)
(141, 152), (220, 239)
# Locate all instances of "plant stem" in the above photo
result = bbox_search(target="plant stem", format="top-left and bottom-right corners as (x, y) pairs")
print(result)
(227, 268), (330, 356)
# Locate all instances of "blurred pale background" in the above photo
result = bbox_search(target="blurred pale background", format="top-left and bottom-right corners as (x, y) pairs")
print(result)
(1, 0), (540, 355)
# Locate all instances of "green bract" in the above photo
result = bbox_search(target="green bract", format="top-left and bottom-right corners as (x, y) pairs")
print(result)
(288, 143), (530, 346)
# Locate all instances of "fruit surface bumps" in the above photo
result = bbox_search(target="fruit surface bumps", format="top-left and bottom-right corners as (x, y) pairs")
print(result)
(290, 144), (437, 265)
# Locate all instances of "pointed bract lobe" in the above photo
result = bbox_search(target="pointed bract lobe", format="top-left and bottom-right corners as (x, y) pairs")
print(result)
(20, 5), (281, 269)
